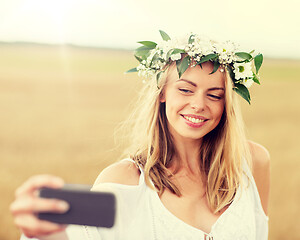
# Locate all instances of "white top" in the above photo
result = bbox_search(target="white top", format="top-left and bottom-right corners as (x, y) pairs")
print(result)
(22, 158), (268, 240)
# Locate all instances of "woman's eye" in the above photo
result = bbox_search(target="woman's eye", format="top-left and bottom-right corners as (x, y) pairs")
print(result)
(179, 89), (192, 94)
(208, 94), (222, 100)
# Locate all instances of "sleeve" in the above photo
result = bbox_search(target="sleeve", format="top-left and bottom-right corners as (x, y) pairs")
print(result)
(90, 182), (145, 240)
(67, 224), (119, 240)
(20, 225), (105, 240)
(20, 231), (69, 240)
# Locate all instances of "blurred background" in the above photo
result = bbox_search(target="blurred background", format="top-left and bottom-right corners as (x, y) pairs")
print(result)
(0, 0), (299, 239)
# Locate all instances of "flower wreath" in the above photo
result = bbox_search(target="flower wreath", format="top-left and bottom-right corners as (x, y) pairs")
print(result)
(127, 30), (263, 104)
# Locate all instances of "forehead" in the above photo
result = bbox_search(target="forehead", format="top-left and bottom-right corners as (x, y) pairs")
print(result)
(167, 62), (225, 88)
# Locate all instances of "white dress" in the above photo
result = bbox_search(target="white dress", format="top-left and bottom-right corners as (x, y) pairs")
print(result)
(22, 158), (268, 240)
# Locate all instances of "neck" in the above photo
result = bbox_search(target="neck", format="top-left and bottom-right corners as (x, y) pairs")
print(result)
(169, 136), (203, 177)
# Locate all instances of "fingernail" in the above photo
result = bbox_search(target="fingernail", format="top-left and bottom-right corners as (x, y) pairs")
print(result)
(59, 201), (70, 212)
(54, 178), (64, 186)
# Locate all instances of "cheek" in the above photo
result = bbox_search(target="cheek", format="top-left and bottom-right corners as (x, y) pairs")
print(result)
(212, 103), (225, 120)
(165, 90), (184, 109)
(166, 96), (187, 116)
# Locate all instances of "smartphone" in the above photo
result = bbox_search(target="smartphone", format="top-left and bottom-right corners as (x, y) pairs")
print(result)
(37, 184), (116, 228)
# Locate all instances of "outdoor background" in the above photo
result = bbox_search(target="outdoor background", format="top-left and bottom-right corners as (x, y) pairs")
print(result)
(1, 0), (300, 240)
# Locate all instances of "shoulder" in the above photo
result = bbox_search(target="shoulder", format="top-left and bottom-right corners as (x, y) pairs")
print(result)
(93, 160), (141, 187)
(247, 140), (271, 215)
(248, 140), (271, 170)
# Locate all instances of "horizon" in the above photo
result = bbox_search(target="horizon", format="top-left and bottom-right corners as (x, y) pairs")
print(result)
(1, 41), (299, 61)
(0, 0), (299, 60)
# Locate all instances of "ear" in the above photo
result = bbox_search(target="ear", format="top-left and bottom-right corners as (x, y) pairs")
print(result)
(159, 90), (166, 103)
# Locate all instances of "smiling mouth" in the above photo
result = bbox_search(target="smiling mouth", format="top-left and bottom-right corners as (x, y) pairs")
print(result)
(181, 115), (208, 124)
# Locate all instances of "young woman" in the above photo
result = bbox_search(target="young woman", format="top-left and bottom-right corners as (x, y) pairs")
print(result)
(10, 31), (270, 240)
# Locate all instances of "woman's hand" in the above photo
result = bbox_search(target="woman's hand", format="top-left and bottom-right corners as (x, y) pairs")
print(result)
(10, 175), (70, 238)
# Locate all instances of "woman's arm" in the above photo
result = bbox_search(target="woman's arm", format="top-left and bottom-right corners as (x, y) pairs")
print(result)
(248, 140), (271, 216)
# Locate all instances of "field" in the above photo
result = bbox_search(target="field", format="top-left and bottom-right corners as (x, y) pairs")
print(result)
(0, 44), (299, 240)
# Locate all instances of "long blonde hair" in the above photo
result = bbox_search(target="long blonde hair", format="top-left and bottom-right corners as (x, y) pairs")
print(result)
(119, 63), (251, 213)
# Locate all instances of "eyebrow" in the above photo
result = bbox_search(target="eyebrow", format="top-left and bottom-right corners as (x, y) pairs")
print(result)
(176, 79), (225, 91)
(176, 79), (197, 87)
(208, 87), (225, 91)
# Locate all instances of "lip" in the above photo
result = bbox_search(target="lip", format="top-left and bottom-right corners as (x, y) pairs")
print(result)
(181, 114), (208, 120)
(180, 114), (208, 128)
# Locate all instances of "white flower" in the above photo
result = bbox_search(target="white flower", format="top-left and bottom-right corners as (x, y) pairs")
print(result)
(137, 63), (156, 79)
(233, 62), (253, 80)
(192, 35), (215, 55)
(187, 51), (196, 57)
(241, 78), (254, 88)
(170, 53), (182, 61)
(136, 63), (146, 71)
(220, 41), (238, 54)
(214, 41), (237, 64)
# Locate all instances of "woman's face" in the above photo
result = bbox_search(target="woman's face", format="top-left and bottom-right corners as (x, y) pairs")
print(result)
(160, 62), (225, 143)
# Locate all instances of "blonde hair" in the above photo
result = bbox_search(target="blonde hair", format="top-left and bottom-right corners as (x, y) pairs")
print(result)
(119, 64), (251, 213)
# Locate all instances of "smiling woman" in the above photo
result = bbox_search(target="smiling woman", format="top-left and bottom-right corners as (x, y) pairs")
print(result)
(160, 62), (225, 142)
(10, 31), (270, 240)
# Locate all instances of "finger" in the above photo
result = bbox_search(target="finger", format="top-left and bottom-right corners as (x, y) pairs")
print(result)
(15, 175), (64, 198)
(10, 197), (69, 216)
(15, 214), (67, 238)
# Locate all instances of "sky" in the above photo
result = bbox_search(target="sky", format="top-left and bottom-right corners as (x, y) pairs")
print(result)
(0, 0), (299, 59)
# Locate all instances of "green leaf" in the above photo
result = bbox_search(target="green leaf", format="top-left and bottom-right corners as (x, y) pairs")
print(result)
(235, 60), (247, 63)
(197, 54), (218, 64)
(159, 30), (171, 41)
(233, 83), (251, 104)
(134, 55), (143, 63)
(135, 52), (149, 60)
(137, 41), (157, 49)
(135, 46), (152, 59)
(227, 66), (235, 80)
(188, 34), (195, 44)
(254, 53), (263, 74)
(235, 52), (252, 60)
(252, 73), (260, 84)
(150, 52), (159, 65)
(166, 49), (173, 60)
(172, 48), (185, 54)
(176, 56), (190, 78)
(210, 61), (220, 75)
(126, 67), (138, 73)
(135, 46), (153, 52)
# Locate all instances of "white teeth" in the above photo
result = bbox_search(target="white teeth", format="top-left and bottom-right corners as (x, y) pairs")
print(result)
(183, 116), (205, 123)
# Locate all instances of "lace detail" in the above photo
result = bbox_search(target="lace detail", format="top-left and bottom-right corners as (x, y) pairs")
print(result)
(84, 225), (93, 240)
(147, 177), (214, 240)
(210, 186), (256, 240)
(149, 192), (213, 240)
(148, 182), (258, 240)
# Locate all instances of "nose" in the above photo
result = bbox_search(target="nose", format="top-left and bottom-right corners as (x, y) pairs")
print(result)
(190, 92), (205, 112)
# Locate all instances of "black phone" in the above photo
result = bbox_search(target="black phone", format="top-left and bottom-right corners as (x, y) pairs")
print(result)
(37, 184), (116, 228)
